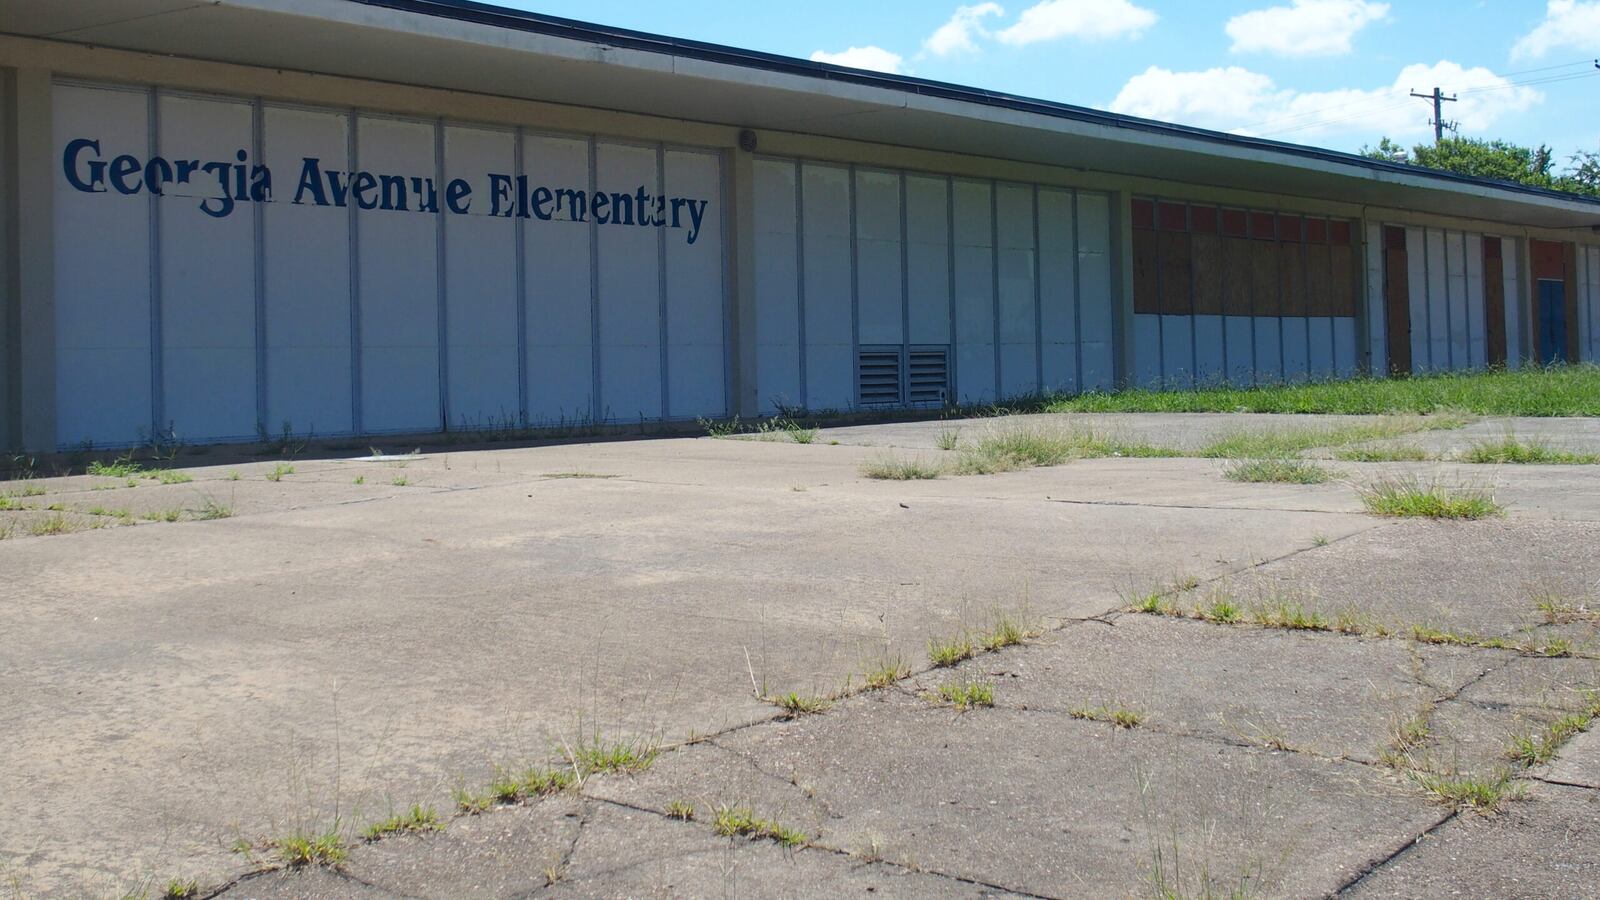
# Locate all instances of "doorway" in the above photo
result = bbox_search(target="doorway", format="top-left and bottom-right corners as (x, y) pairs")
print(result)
(1537, 279), (1569, 364)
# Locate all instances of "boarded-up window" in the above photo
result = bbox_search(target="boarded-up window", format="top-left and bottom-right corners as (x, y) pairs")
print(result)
(1483, 237), (1506, 366)
(1221, 209), (1252, 316)
(1251, 213), (1280, 317)
(1330, 221), (1356, 317)
(1159, 201), (1194, 315)
(1383, 225), (1411, 375)
(1279, 215), (1307, 317)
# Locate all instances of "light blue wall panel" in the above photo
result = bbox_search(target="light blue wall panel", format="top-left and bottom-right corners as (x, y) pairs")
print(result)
(1037, 188), (1077, 393)
(1076, 192), (1114, 391)
(751, 158), (800, 414)
(1445, 231), (1468, 370)
(356, 115), (440, 433)
(1254, 319), (1282, 383)
(1224, 316), (1255, 384)
(443, 124), (519, 428)
(1502, 240), (1522, 369)
(854, 169), (902, 347)
(664, 149), (726, 418)
(996, 183), (1037, 397)
(953, 179), (996, 402)
(802, 163), (854, 410)
(1133, 315), (1162, 387)
(905, 175), (951, 346)
(263, 104), (352, 436)
(1160, 315), (1194, 388)
(1424, 228), (1448, 371)
(1406, 227), (1429, 373)
(1281, 317), (1309, 382)
(1364, 223), (1387, 375)
(53, 84), (154, 448)
(1307, 318), (1334, 380)
(1192, 315), (1224, 385)
(1333, 317), (1359, 377)
(525, 134), (594, 423)
(1464, 235), (1486, 369)
(157, 93), (257, 442)
(595, 141), (662, 421)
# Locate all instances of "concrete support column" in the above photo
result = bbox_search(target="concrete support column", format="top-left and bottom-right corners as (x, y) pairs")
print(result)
(6, 68), (53, 451)
(726, 145), (759, 418)
(1, 68), (15, 451)
(1110, 190), (1135, 388)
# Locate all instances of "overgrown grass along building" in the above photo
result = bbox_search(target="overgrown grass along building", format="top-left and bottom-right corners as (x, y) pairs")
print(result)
(2, 0), (1598, 451)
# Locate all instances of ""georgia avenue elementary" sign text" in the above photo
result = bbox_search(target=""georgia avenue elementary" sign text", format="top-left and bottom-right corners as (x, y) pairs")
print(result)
(61, 138), (713, 245)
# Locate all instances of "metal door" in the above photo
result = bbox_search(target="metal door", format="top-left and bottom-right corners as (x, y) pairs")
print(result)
(1538, 279), (1568, 364)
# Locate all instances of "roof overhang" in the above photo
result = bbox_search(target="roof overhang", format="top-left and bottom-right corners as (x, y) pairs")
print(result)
(6, 0), (1600, 231)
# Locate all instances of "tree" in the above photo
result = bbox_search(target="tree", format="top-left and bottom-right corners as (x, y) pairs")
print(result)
(1359, 136), (1600, 198)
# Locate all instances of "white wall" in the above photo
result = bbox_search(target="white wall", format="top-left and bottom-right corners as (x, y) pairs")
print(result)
(751, 156), (1113, 409)
(50, 81), (728, 447)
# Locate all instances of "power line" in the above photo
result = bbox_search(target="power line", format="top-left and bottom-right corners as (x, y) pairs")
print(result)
(1410, 87), (1458, 143)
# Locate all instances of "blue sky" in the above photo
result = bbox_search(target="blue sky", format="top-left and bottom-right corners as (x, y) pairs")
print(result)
(494, 1), (1600, 160)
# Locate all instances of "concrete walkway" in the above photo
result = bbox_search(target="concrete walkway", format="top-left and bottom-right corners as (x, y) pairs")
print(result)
(0, 412), (1596, 897)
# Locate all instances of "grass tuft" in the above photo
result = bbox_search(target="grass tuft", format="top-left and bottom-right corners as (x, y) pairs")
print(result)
(363, 805), (442, 840)
(665, 799), (696, 821)
(1412, 770), (1522, 815)
(1358, 476), (1503, 519)
(711, 804), (808, 847)
(927, 633), (976, 667)
(1222, 457), (1332, 484)
(862, 656), (910, 690)
(265, 463), (294, 482)
(930, 679), (995, 710)
(1069, 704), (1145, 728)
(272, 829), (348, 866)
(772, 692), (833, 716)
(860, 454), (943, 480)
(1461, 436), (1600, 465)
(1334, 445), (1433, 462)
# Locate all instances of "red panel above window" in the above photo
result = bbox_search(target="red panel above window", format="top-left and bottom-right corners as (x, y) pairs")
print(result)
(1157, 202), (1188, 232)
(1482, 236), (1501, 260)
(1250, 212), (1276, 240)
(1305, 218), (1327, 244)
(1131, 198), (1155, 229)
(1329, 220), (1352, 246)
(1279, 215), (1303, 242)
(1220, 209), (1247, 237)
(1190, 206), (1218, 234)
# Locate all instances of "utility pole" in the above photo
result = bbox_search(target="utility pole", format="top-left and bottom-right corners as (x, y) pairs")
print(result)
(1410, 87), (1458, 144)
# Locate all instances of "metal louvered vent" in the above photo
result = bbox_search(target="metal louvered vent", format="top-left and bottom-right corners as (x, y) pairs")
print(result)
(907, 346), (950, 406)
(857, 347), (903, 406)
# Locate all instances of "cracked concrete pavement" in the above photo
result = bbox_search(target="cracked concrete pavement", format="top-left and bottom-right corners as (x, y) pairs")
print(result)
(1, 411), (1598, 897)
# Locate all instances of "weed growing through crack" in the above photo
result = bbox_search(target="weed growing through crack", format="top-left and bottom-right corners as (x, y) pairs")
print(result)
(29, 513), (78, 536)
(265, 463), (294, 482)
(1251, 598), (1328, 631)
(927, 633), (976, 667)
(1357, 476), (1503, 519)
(1412, 770), (1522, 815)
(1532, 587), (1598, 625)
(362, 805), (442, 840)
(935, 427), (961, 451)
(391, 475), (410, 487)
(193, 494), (234, 520)
(711, 804), (808, 847)
(860, 454), (943, 480)
(1222, 457), (1332, 484)
(1203, 597), (1243, 624)
(151, 470), (193, 485)
(773, 692), (833, 716)
(862, 656), (909, 690)
(930, 679), (995, 710)
(1334, 445), (1433, 462)
(666, 800), (696, 821)
(1461, 436), (1600, 465)
(271, 829), (348, 866)
(980, 612), (1042, 651)
(87, 456), (146, 478)
(566, 734), (659, 778)
(161, 879), (199, 899)
(1069, 704), (1144, 728)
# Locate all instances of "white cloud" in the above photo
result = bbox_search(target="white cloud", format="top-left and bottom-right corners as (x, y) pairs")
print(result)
(809, 46), (905, 74)
(1226, 0), (1389, 57)
(1511, 0), (1600, 60)
(925, 3), (1005, 56)
(994, 0), (1158, 46)
(1108, 61), (1543, 142)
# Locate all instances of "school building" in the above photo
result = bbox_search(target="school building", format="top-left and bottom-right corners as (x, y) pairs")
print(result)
(2, 0), (1598, 451)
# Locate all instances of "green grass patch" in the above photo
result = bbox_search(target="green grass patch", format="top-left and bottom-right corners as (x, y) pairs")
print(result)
(927, 634), (976, 667)
(861, 655), (909, 690)
(272, 829), (348, 866)
(87, 456), (146, 478)
(362, 805), (442, 840)
(711, 804), (808, 847)
(1069, 704), (1145, 728)
(1358, 477), (1503, 519)
(1044, 365), (1600, 417)
(1222, 457), (1333, 484)
(772, 692), (833, 716)
(1334, 445), (1433, 462)
(929, 679), (995, 710)
(566, 734), (659, 777)
(860, 454), (943, 480)
(1412, 770), (1523, 815)
(1459, 436), (1600, 465)
(265, 463), (294, 482)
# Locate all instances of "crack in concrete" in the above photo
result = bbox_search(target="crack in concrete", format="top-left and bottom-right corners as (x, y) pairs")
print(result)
(1330, 808), (1459, 897)
(701, 738), (840, 820)
(584, 794), (1062, 900)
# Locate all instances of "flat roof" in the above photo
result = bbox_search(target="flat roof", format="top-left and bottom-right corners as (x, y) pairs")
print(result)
(4, 0), (1599, 229)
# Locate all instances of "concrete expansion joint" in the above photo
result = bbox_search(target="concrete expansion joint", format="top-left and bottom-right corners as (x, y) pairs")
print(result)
(701, 737), (839, 818)
(1330, 808), (1460, 897)
(582, 793), (1063, 900)
(1528, 773), (1599, 792)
